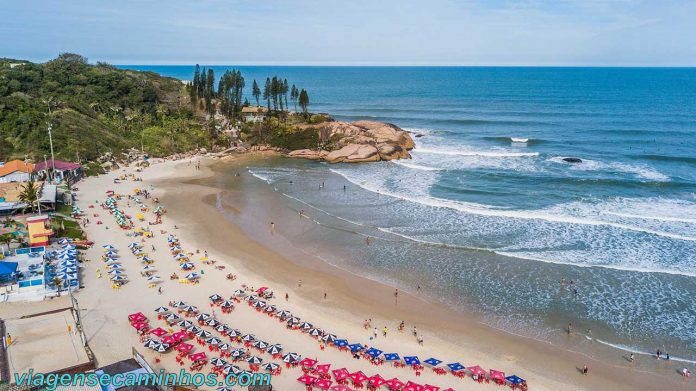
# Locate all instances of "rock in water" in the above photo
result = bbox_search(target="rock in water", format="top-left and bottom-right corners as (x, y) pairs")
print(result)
(290, 120), (415, 163)
(562, 157), (583, 163)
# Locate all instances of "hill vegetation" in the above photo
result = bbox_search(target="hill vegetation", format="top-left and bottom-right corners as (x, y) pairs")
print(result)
(0, 53), (215, 161)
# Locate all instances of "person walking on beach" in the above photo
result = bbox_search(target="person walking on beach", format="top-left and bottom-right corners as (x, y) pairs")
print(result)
(373, 327), (378, 339)
(567, 322), (573, 334)
(324, 292), (327, 299)
(582, 365), (588, 375)
(413, 326), (418, 336)
(285, 293), (289, 301)
(270, 222), (275, 235)
(383, 326), (388, 337)
(629, 353), (635, 363)
(158, 286), (162, 295)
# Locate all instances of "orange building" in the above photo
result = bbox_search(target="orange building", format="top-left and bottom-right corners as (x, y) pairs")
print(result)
(26, 215), (53, 247)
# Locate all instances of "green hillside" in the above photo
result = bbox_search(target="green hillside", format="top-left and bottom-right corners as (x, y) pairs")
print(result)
(0, 53), (216, 161)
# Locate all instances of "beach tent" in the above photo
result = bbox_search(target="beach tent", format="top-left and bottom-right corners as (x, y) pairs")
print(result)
(253, 340), (269, 349)
(467, 366), (486, 377)
(149, 327), (168, 337)
(368, 375), (386, 388)
(246, 356), (263, 364)
(297, 375), (317, 386)
(210, 357), (227, 367)
(384, 353), (401, 361)
(282, 353), (301, 363)
(385, 378), (405, 391)
(261, 362), (279, 372)
(266, 344), (283, 355)
(505, 375), (525, 385)
(174, 342), (193, 354)
(424, 358), (442, 366)
(314, 379), (333, 390)
(447, 362), (465, 372)
(404, 356), (421, 365)
(334, 339), (349, 348)
(332, 368), (349, 381)
(322, 334), (337, 343)
(490, 369), (506, 382)
(195, 330), (212, 338)
(189, 352), (207, 362)
(404, 381), (424, 391)
(366, 348), (383, 358)
(348, 371), (368, 384)
(205, 337), (222, 345)
(315, 364), (331, 374)
(348, 343), (364, 352)
(177, 320), (194, 328)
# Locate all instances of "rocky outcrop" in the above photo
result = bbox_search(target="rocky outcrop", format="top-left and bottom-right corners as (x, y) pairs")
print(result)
(289, 120), (415, 164)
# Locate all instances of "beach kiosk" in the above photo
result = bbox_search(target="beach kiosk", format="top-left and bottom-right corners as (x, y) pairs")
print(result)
(26, 215), (53, 247)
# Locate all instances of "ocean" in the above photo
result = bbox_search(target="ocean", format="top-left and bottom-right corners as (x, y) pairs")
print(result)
(122, 66), (696, 361)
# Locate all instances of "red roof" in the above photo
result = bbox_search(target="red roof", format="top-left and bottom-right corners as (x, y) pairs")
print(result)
(34, 159), (81, 172)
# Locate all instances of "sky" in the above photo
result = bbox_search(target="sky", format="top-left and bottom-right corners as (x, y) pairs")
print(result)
(1, 0), (695, 66)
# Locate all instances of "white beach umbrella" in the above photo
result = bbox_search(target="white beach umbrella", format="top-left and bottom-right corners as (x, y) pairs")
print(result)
(102, 244), (116, 250)
(154, 306), (169, 313)
(110, 275), (126, 281)
(185, 272), (200, 280)
(147, 276), (162, 283)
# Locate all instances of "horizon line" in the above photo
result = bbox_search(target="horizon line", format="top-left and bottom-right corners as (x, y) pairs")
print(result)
(113, 63), (696, 68)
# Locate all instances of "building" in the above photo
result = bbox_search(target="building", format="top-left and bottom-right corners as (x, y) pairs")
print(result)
(33, 159), (83, 185)
(26, 215), (53, 247)
(242, 106), (268, 123)
(0, 160), (34, 183)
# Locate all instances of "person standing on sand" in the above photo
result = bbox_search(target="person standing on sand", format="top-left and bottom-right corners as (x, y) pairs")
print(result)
(158, 286), (162, 295)
(285, 293), (289, 301)
(373, 328), (378, 339)
(324, 292), (327, 299)
(270, 222), (275, 235)
(567, 322), (573, 334)
(298, 280), (302, 288)
(582, 365), (588, 375)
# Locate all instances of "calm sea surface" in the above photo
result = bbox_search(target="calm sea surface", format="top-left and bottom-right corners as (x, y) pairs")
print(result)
(123, 66), (696, 361)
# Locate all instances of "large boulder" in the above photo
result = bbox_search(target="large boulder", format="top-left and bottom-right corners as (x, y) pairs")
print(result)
(325, 144), (380, 163)
(289, 120), (415, 163)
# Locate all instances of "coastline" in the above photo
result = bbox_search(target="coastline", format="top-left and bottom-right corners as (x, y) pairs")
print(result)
(1, 153), (688, 390)
(154, 154), (689, 390)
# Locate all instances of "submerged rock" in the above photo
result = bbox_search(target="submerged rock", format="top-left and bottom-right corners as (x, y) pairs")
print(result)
(562, 157), (583, 163)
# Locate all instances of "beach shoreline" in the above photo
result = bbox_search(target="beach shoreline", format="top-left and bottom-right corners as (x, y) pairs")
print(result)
(1, 153), (688, 390)
(152, 154), (689, 390)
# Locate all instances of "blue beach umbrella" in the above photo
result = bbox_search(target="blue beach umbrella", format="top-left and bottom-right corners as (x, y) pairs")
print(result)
(59, 267), (78, 274)
(505, 375), (525, 385)
(447, 362), (465, 372)
(383, 353), (400, 361)
(334, 339), (349, 348)
(180, 262), (194, 270)
(348, 343), (364, 352)
(365, 348), (383, 358)
(424, 357), (442, 366)
(403, 356), (420, 365)
(102, 244), (116, 249)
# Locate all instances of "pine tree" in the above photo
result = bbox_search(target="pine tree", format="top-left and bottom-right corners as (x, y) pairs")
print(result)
(299, 89), (310, 118)
(252, 79), (261, 106)
(291, 85), (298, 112)
(263, 78), (271, 113)
(282, 79), (289, 113)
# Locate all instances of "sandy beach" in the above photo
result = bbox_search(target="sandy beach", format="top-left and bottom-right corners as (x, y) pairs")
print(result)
(1, 154), (690, 391)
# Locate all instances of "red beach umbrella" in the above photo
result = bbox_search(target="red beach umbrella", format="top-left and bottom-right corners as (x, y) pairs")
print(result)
(367, 374), (386, 388)
(467, 365), (486, 377)
(423, 385), (440, 391)
(490, 369), (505, 381)
(385, 378), (405, 390)
(316, 364), (331, 374)
(175, 342), (194, 354)
(128, 312), (147, 322)
(330, 386), (354, 391)
(161, 335), (178, 345)
(332, 368), (350, 381)
(131, 321), (149, 330)
(349, 371), (368, 384)
(300, 358), (319, 367)
(297, 375), (318, 385)
(404, 381), (424, 391)
(314, 379), (333, 390)
(149, 327), (168, 337)
(189, 352), (207, 362)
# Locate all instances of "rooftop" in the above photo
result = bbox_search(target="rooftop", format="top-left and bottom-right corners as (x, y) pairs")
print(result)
(0, 160), (34, 177)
